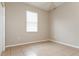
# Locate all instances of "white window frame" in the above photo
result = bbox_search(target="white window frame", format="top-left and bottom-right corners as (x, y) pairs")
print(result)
(26, 11), (38, 32)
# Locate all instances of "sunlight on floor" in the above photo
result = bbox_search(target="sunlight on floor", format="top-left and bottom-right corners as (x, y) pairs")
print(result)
(26, 51), (37, 56)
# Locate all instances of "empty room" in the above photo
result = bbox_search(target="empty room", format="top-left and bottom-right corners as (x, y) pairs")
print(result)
(1, 2), (79, 56)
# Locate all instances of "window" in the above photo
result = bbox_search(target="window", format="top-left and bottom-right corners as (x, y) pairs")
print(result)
(26, 11), (38, 32)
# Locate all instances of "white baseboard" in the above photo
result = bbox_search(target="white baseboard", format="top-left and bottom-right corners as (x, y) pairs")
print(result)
(6, 39), (79, 49)
(50, 39), (79, 49)
(6, 39), (49, 48)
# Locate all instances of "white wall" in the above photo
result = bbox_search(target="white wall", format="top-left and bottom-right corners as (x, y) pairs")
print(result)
(6, 2), (79, 47)
(0, 2), (5, 54)
(5, 3), (50, 46)
(50, 2), (79, 46)
(0, 3), (3, 54)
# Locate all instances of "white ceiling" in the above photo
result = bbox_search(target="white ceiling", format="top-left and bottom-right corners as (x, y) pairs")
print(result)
(26, 2), (64, 11)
